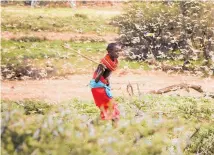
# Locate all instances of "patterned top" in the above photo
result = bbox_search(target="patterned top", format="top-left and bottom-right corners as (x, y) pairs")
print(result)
(100, 54), (118, 71)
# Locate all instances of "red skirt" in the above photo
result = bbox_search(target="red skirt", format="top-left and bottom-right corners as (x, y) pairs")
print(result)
(91, 87), (120, 120)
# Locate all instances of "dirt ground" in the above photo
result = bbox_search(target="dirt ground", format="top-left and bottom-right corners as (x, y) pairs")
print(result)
(2, 69), (214, 103)
(1, 31), (119, 42)
(2, 29), (214, 103)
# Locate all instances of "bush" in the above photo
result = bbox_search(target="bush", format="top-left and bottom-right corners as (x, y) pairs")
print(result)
(1, 63), (50, 80)
(1, 100), (52, 115)
(114, 2), (214, 70)
(186, 125), (214, 155)
(1, 96), (214, 155)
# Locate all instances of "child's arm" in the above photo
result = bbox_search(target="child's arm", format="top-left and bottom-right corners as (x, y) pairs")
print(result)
(106, 77), (110, 86)
(95, 64), (105, 83)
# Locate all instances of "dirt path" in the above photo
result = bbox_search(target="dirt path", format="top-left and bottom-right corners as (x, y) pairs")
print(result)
(2, 70), (214, 103)
(1, 31), (119, 42)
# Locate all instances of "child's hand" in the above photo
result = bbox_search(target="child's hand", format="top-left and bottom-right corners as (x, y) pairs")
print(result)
(106, 78), (110, 86)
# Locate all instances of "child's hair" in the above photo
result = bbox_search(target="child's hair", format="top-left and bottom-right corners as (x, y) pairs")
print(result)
(106, 43), (122, 53)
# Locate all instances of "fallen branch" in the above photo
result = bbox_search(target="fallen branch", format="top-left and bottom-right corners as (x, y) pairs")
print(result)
(149, 83), (204, 94)
(127, 83), (214, 98)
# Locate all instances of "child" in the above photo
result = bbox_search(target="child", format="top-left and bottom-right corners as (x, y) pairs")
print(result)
(90, 43), (122, 127)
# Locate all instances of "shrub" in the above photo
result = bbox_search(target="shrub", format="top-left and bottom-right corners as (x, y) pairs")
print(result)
(114, 1), (214, 70)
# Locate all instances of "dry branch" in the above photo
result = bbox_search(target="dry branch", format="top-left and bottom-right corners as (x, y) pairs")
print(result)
(149, 83), (204, 94)
(127, 82), (134, 96)
(126, 82), (214, 98)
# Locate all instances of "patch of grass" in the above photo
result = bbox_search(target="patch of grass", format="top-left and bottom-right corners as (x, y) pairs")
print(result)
(137, 95), (214, 121)
(1, 100), (52, 115)
(1, 40), (108, 79)
(1, 40), (152, 79)
(1, 6), (118, 34)
(1, 40), (106, 64)
(119, 59), (151, 70)
(74, 13), (88, 19)
(1, 96), (214, 154)
(1, 100), (24, 112)
(2, 39), (211, 78)
(67, 99), (99, 116)
(21, 100), (52, 115)
(186, 124), (214, 155)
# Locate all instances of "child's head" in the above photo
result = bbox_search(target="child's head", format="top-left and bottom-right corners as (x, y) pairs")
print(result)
(106, 43), (122, 59)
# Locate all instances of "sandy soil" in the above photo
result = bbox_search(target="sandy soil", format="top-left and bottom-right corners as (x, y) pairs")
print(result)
(2, 70), (214, 103)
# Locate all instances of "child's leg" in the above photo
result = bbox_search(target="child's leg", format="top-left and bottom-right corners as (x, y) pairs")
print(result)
(101, 101), (120, 128)
(112, 118), (119, 128)
(89, 116), (101, 125)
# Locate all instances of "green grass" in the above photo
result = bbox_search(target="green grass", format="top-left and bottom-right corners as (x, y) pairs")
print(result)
(1, 39), (106, 66)
(1, 6), (119, 34)
(1, 100), (53, 115)
(1, 40), (106, 62)
(1, 40), (106, 76)
(1, 95), (214, 155)
(1, 40), (151, 78)
(119, 59), (151, 70)
(2, 39), (212, 78)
